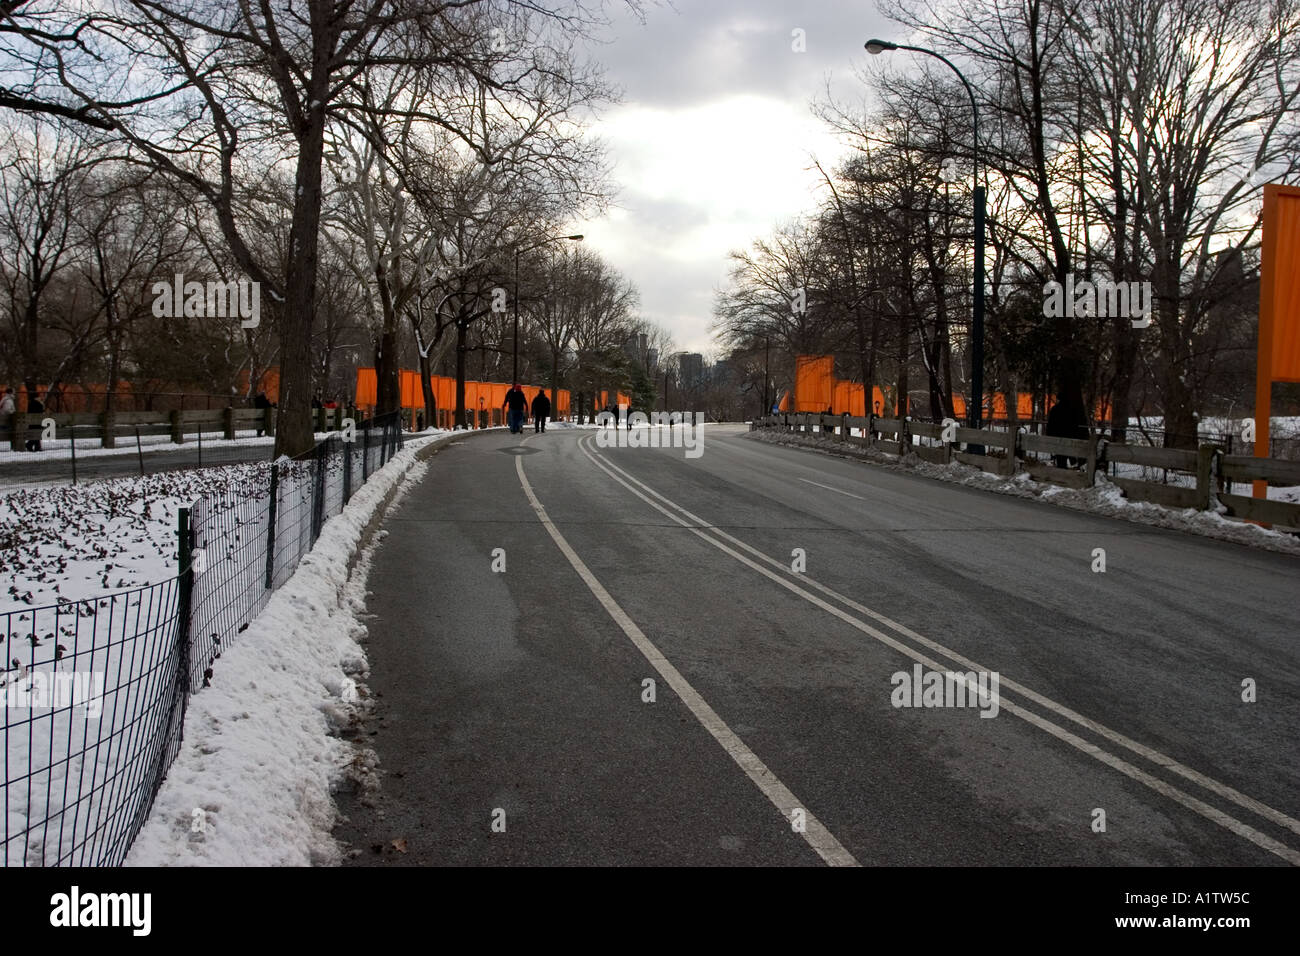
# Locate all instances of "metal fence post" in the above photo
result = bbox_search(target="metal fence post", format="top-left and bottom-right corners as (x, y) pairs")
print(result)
(176, 508), (195, 696)
(343, 437), (353, 504)
(362, 422), (371, 480)
(264, 462), (279, 589)
(311, 439), (327, 542)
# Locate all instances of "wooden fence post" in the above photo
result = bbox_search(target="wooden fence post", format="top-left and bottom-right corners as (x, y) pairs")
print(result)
(1196, 443), (1221, 511)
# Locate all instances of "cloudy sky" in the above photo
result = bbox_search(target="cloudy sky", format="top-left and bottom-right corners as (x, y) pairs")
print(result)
(572, 1), (898, 356)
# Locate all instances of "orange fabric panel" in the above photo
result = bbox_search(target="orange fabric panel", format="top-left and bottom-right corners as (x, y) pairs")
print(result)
(1267, 187), (1300, 381)
(848, 383), (866, 417)
(778, 391), (790, 412)
(402, 370), (421, 408)
(794, 356), (833, 412)
(355, 368), (377, 406)
(832, 381), (850, 415)
(436, 376), (454, 411)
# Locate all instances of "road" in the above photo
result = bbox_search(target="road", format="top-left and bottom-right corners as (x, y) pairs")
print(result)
(334, 423), (1300, 866)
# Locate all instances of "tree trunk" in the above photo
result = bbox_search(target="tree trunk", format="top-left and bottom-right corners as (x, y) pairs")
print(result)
(455, 320), (468, 429)
(419, 350), (436, 430)
(274, 99), (327, 459)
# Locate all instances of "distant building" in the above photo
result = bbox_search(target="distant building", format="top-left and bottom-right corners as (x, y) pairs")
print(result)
(623, 333), (658, 373)
(679, 352), (704, 387)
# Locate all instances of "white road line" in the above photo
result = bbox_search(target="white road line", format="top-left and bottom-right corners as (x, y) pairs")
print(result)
(595, 435), (1300, 839)
(603, 437), (1300, 840)
(513, 446), (858, 867)
(797, 477), (867, 500)
(578, 436), (1300, 865)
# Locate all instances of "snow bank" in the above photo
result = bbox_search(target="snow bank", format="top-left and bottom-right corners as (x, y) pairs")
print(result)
(124, 434), (448, 867)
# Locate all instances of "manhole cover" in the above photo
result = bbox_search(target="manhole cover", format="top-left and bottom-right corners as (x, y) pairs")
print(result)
(497, 446), (541, 456)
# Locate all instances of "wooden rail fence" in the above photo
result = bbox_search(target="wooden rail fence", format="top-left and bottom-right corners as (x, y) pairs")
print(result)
(753, 413), (1300, 531)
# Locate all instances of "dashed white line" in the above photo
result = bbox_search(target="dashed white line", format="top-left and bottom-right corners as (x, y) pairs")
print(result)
(514, 444), (858, 866)
(579, 435), (1300, 866)
(797, 477), (867, 500)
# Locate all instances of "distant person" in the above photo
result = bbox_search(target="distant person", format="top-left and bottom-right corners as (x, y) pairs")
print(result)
(311, 394), (322, 409)
(503, 383), (528, 434)
(531, 389), (551, 433)
(1045, 400), (1089, 468)
(26, 391), (45, 451)
(0, 387), (14, 416)
(254, 391), (272, 437)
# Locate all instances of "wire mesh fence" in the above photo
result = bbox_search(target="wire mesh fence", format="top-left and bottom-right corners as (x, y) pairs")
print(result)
(2, 413), (404, 866)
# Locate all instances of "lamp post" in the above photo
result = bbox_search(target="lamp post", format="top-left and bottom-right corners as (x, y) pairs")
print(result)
(866, 38), (985, 433)
(513, 234), (583, 385)
(763, 336), (771, 418)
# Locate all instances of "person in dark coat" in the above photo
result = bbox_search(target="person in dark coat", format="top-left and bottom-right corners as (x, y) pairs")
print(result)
(1045, 399), (1089, 468)
(254, 391), (272, 437)
(531, 389), (551, 433)
(26, 391), (45, 451)
(503, 384), (528, 434)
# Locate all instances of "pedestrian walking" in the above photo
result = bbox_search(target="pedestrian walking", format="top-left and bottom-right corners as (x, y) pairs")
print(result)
(0, 387), (14, 416)
(503, 383), (528, 434)
(531, 389), (551, 433)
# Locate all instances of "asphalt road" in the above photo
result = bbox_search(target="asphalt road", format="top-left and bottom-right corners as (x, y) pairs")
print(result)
(335, 423), (1300, 866)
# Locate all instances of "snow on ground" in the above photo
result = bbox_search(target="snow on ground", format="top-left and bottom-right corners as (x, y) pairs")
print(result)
(0, 427), (449, 865)
(748, 428), (1300, 557)
(0, 463), (270, 612)
(124, 433), (452, 867)
(1134, 414), (1300, 441)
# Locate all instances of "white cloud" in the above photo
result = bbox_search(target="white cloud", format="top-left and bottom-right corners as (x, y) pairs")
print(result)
(579, 96), (850, 353)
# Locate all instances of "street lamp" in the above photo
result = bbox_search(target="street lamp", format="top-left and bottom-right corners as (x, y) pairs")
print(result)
(513, 234), (583, 384)
(866, 38), (985, 433)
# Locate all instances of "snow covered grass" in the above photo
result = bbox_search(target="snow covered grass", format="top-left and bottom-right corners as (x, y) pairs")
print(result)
(0, 464), (270, 613)
(1, 427), (450, 866)
(748, 428), (1300, 557)
(123, 433), (451, 866)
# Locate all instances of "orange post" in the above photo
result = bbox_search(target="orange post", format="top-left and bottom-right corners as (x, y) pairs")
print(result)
(1256, 185), (1300, 498)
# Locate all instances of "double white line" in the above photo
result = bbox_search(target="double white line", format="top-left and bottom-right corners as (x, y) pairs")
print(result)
(564, 434), (1300, 866)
